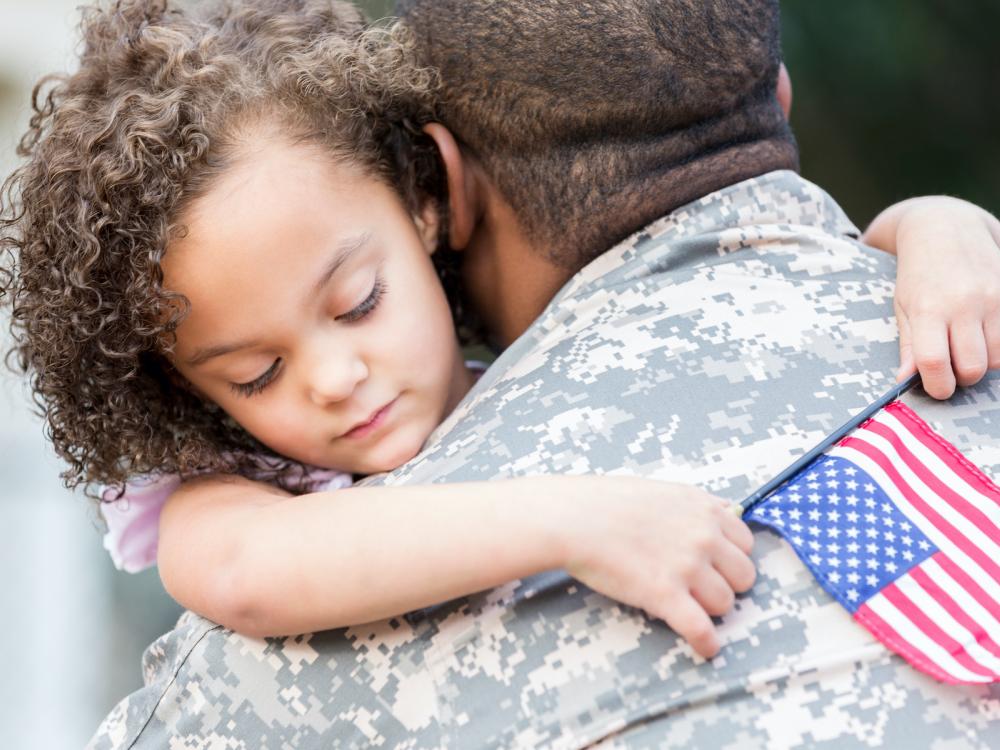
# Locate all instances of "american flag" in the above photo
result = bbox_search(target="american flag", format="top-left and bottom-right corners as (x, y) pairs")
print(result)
(745, 400), (1000, 684)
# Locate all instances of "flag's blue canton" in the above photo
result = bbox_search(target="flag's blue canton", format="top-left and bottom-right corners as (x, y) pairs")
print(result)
(746, 455), (938, 612)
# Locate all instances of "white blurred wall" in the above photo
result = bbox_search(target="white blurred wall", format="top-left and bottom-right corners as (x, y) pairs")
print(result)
(0, 2), (181, 747)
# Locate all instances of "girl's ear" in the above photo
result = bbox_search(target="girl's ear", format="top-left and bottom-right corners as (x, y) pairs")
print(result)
(413, 200), (440, 256)
(423, 123), (479, 250)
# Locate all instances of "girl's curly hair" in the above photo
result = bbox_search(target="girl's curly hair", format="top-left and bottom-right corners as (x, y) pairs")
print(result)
(0, 0), (465, 496)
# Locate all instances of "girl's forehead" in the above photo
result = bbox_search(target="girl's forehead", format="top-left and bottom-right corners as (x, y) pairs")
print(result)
(188, 138), (366, 221)
(161, 139), (420, 347)
(165, 140), (394, 284)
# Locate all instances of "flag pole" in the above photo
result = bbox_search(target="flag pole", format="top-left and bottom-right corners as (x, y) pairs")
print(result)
(734, 372), (922, 517)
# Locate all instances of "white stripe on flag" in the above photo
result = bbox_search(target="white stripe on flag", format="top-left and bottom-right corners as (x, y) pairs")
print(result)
(846, 428), (1000, 561)
(893, 573), (1000, 674)
(922, 558), (1000, 645)
(874, 410), (1000, 528)
(864, 594), (992, 683)
(828, 445), (1000, 605)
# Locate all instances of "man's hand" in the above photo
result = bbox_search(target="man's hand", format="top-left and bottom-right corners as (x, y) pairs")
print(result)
(556, 479), (755, 659)
(863, 196), (1000, 399)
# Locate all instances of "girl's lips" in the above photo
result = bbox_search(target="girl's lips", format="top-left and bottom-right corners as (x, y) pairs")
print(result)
(342, 398), (397, 440)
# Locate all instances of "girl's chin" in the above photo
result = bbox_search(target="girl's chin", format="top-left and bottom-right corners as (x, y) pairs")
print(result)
(275, 428), (425, 476)
(353, 437), (424, 475)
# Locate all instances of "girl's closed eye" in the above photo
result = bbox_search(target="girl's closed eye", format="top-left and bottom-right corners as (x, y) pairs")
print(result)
(231, 358), (283, 398)
(337, 274), (386, 323)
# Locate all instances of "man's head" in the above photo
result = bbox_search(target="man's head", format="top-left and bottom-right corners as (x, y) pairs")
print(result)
(400, 0), (798, 273)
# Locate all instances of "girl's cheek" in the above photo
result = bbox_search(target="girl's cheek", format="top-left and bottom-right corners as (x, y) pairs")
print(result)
(238, 402), (300, 447)
(261, 405), (302, 437)
(404, 284), (455, 354)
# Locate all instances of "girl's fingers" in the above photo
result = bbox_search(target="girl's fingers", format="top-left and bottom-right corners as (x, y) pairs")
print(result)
(690, 567), (736, 617)
(719, 509), (754, 554)
(651, 593), (720, 659)
(896, 309), (916, 381)
(950, 319), (989, 387)
(712, 539), (756, 593)
(910, 314), (955, 399)
(985, 314), (1000, 370)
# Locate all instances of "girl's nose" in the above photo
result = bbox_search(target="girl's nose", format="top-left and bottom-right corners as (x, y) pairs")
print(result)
(307, 353), (369, 406)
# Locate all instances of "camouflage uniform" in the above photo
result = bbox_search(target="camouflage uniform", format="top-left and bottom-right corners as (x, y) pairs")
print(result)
(89, 171), (1000, 749)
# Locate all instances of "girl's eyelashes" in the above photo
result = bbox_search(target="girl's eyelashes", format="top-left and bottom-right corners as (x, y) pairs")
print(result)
(336, 274), (386, 323)
(230, 358), (282, 398)
(227, 275), (385, 399)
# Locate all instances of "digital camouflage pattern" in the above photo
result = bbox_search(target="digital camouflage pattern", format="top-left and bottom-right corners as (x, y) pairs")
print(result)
(89, 171), (1000, 748)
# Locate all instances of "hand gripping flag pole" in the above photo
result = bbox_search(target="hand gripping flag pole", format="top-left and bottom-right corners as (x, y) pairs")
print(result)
(735, 372), (1000, 685)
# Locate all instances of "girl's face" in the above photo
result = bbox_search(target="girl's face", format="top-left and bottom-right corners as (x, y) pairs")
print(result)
(163, 136), (474, 475)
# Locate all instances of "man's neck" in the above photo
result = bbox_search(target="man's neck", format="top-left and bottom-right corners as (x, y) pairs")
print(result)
(665, 140), (799, 216)
(584, 138), (800, 266)
(466, 137), (799, 347)
(463, 192), (574, 348)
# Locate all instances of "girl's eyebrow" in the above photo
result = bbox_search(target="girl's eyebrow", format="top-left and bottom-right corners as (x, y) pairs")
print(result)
(310, 232), (371, 297)
(187, 337), (261, 367)
(187, 232), (372, 367)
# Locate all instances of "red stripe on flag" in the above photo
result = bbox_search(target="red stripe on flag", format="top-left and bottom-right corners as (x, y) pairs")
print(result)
(839, 436), (1000, 585)
(864, 420), (998, 543)
(884, 402), (1000, 507)
(855, 602), (958, 684)
(909, 563), (1000, 660)
(933, 553), (1000, 623)
(881, 582), (997, 679)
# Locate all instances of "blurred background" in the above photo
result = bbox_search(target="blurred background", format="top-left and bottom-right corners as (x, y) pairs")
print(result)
(0, 0), (997, 746)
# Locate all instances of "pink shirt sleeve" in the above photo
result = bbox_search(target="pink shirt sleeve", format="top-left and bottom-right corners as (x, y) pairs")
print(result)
(101, 466), (353, 573)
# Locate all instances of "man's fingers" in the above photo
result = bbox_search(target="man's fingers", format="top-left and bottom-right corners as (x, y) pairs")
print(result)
(652, 594), (720, 659)
(950, 319), (989, 387)
(712, 539), (756, 593)
(911, 315), (956, 399)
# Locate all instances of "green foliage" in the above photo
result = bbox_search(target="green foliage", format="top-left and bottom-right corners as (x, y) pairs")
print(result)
(782, 0), (999, 223)
(357, 0), (394, 21)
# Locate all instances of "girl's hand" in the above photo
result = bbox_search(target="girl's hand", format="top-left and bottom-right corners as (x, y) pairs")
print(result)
(863, 197), (1000, 399)
(553, 478), (755, 659)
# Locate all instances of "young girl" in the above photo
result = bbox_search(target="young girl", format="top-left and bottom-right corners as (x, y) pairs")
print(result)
(2, 0), (998, 661)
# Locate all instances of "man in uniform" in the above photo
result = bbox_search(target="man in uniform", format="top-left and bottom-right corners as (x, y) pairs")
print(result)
(90, 1), (1000, 746)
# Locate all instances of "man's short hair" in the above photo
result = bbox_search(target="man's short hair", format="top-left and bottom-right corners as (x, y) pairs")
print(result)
(398, 0), (798, 269)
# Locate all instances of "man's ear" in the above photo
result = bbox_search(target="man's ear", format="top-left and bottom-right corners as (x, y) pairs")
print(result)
(423, 122), (479, 250)
(777, 62), (793, 120)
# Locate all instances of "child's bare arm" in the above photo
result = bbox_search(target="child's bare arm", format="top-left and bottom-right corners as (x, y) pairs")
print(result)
(158, 475), (564, 636)
(158, 475), (754, 658)
(863, 196), (1000, 399)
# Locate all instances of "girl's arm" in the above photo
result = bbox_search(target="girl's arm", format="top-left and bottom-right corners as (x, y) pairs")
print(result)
(863, 196), (1000, 399)
(158, 474), (754, 658)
